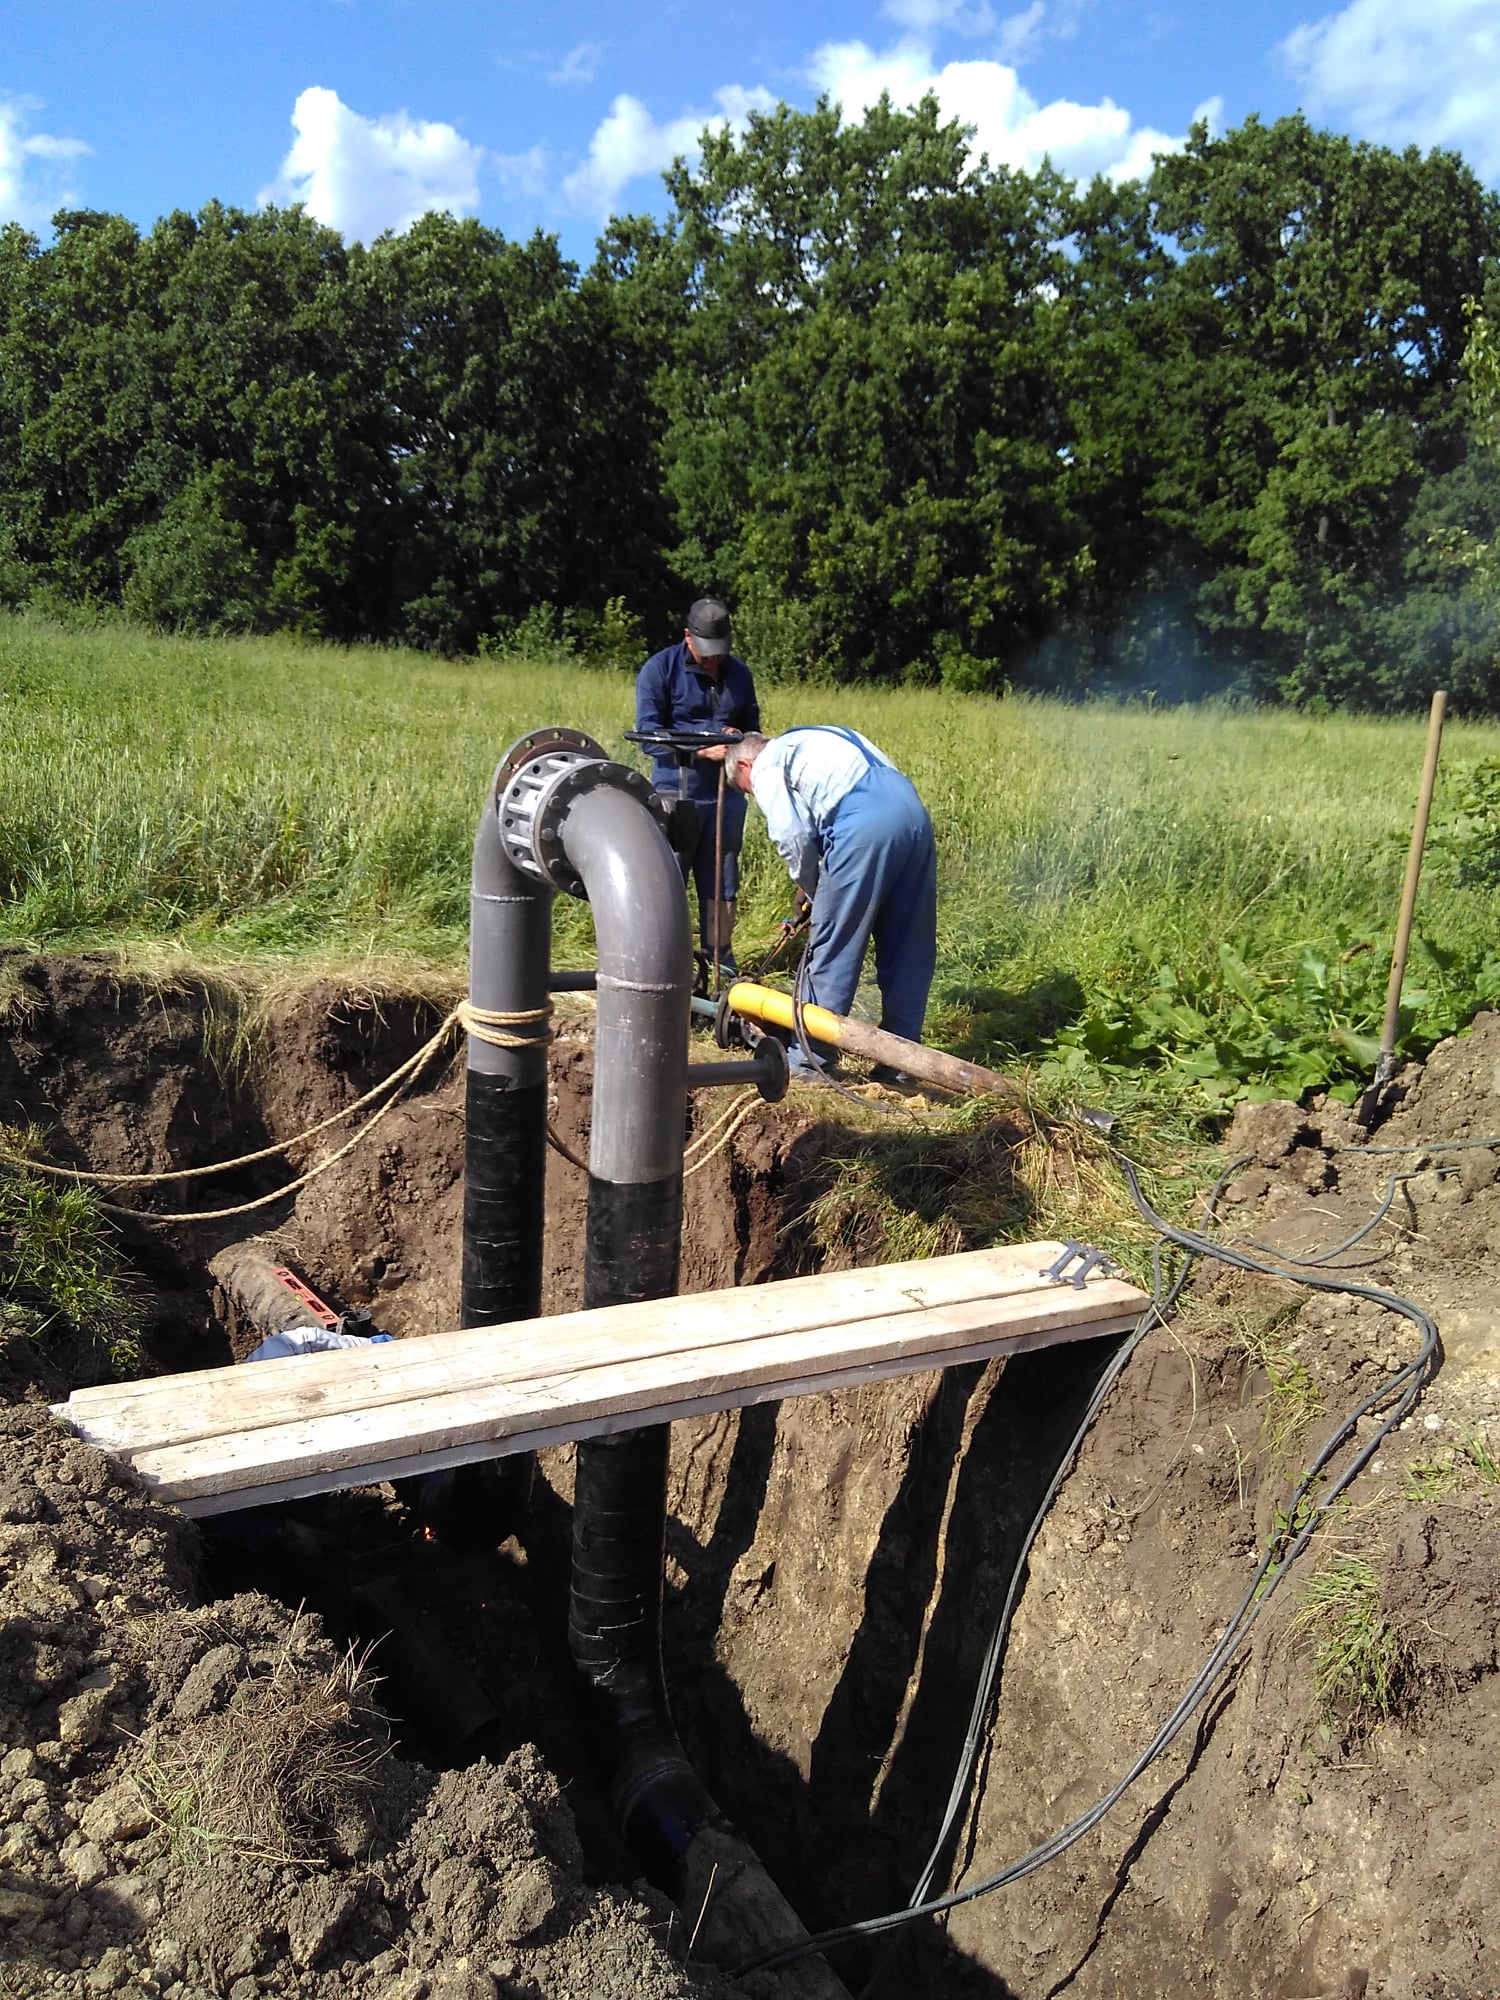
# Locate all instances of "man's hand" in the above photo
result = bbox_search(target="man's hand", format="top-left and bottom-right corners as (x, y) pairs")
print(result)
(694, 731), (741, 764)
(781, 888), (813, 935)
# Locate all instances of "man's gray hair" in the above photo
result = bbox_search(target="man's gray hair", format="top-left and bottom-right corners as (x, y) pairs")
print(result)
(724, 732), (768, 783)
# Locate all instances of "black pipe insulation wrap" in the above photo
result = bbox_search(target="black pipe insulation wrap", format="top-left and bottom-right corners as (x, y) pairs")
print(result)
(568, 1422), (721, 1878)
(581, 1175), (684, 1311)
(570, 1169), (718, 1886)
(462, 1071), (549, 1325)
(414, 1071), (548, 1550)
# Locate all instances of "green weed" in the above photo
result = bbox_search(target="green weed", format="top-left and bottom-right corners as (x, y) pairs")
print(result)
(0, 1129), (144, 1376)
(790, 1088), (1213, 1288)
(1231, 1304), (1324, 1469)
(1292, 1551), (1410, 1735)
(1402, 1430), (1500, 1502)
(1430, 757), (1500, 888)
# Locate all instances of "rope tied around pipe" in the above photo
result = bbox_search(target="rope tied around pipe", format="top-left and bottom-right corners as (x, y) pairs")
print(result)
(0, 984), (755, 1223)
(460, 1000), (554, 1050)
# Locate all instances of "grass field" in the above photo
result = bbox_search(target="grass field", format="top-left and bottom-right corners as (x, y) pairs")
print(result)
(5, 611), (1500, 1107)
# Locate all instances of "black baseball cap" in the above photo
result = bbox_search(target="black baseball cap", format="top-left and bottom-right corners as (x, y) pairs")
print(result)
(686, 598), (731, 656)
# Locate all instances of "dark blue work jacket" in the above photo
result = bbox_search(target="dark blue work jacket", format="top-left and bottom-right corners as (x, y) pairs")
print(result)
(635, 642), (760, 802)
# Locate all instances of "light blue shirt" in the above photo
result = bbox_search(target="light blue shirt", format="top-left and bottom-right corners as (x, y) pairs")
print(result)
(750, 726), (896, 897)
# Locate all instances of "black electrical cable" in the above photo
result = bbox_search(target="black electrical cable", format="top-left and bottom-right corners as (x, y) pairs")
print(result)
(901, 1239), (1185, 1917)
(1334, 1134), (1500, 1154)
(1231, 1167), (1436, 1268)
(1218, 1130), (1500, 1270)
(895, 1147), (1247, 1926)
(737, 1150), (1440, 1980)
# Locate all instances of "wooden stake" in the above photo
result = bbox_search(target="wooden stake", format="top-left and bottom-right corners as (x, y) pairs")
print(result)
(1375, 690), (1448, 1087)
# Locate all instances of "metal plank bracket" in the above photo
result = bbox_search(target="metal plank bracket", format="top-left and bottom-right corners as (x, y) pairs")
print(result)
(1039, 1240), (1115, 1290)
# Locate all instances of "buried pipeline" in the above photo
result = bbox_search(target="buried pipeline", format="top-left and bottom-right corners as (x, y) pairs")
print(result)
(439, 728), (843, 1996)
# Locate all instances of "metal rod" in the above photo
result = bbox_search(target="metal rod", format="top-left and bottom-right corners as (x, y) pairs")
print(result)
(1376, 690), (1448, 1086)
(686, 1059), (768, 1088)
(712, 762), (726, 997)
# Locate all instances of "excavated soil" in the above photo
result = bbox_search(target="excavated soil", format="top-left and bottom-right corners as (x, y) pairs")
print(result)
(1, 955), (1498, 2000)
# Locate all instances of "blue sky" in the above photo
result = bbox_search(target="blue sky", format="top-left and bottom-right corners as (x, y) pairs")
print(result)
(4, 0), (1500, 263)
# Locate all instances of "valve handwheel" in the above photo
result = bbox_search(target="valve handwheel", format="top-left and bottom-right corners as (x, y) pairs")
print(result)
(623, 727), (745, 753)
(623, 727), (744, 801)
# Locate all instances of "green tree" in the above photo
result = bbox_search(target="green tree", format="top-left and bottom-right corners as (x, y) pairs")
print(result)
(1141, 116), (1500, 704)
(0, 210), (155, 607)
(357, 214), (669, 654)
(621, 96), (1085, 687)
(123, 201), (375, 636)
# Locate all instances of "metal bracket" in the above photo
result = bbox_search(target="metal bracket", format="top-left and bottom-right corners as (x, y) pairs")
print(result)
(685, 1033), (788, 1105)
(1039, 1240), (1115, 1290)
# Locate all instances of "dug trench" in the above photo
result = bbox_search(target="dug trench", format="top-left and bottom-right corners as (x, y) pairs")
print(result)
(1, 954), (1498, 2000)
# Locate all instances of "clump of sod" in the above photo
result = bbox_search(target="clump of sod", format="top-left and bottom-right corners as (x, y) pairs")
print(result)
(0, 1125), (145, 1378)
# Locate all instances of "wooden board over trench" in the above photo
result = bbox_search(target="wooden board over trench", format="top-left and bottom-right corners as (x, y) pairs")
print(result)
(58, 1241), (1149, 1517)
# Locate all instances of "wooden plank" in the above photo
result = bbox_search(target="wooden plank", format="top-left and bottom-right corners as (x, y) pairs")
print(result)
(171, 1308), (1142, 1516)
(57, 1241), (1148, 1515)
(127, 1282), (1136, 1490)
(70, 1232), (1072, 1424)
(65, 1243), (1123, 1455)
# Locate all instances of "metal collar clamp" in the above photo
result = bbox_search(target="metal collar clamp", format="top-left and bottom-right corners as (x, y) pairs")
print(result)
(493, 727), (677, 900)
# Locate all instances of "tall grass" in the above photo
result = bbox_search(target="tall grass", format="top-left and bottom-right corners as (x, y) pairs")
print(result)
(5, 612), (1500, 1092)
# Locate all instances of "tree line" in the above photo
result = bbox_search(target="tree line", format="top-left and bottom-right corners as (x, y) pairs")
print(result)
(2, 100), (1499, 709)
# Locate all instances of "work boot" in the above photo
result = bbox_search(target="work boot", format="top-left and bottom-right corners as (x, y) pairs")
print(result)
(868, 1062), (914, 1088)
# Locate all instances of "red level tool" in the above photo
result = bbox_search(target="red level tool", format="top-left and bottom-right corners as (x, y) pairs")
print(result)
(270, 1265), (341, 1328)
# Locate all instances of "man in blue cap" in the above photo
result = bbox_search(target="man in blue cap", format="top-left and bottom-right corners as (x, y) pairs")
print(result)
(635, 598), (760, 974)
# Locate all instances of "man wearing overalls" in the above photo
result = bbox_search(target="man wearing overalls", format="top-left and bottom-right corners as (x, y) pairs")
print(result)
(717, 726), (938, 1078)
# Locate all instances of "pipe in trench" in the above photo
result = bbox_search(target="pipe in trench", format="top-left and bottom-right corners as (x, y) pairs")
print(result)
(417, 756), (553, 1548)
(466, 740), (849, 1996)
(557, 781), (712, 1878)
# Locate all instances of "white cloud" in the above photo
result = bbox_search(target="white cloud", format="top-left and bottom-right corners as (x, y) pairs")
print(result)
(807, 36), (1189, 182)
(0, 96), (90, 232)
(883, 0), (999, 33)
(493, 142), (550, 201)
(562, 83), (775, 219)
(996, 3), (1048, 65)
(548, 41), (605, 87)
(260, 86), (484, 243)
(1281, 0), (1500, 179)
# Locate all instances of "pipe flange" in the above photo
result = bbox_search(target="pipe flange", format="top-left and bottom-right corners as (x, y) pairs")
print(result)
(496, 749), (603, 888)
(491, 727), (609, 800)
(713, 993), (738, 1049)
(753, 1033), (788, 1104)
(531, 760), (658, 899)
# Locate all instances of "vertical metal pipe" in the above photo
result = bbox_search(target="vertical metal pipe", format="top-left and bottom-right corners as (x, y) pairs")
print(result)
(555, 785), (710, 1870)
(481, 753), (849, 1993)
(462, 768), (554, 1325)
(422, 765), (553, 1547)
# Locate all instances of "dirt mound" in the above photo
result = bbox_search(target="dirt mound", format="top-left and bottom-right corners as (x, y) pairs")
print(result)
(0, 1402), (739, 1999)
